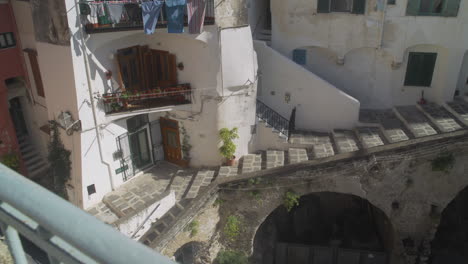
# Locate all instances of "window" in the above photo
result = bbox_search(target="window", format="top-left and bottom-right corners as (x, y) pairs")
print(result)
(406, 0), (460, 16)
(293, 49), (307, 65)
(318, 0), (366, 14)
(404, 52), (437, 87)
(0, 32), (16, 49)
(387, 0), (396, 5)
(24, 49), (45, 98)
(87, 184), (96, 195)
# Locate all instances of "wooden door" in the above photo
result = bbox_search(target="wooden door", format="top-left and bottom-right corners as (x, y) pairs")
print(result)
(160, 117), (183, 165)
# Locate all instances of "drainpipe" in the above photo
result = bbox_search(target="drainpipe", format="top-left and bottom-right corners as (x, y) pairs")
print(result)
(378, 0), (388, 49)
(73, 0), (115, 191)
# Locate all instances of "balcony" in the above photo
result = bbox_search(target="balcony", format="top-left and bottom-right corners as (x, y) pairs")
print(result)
(80, 0), (215, 34)
(102, 84), (192, 115)
(0, 163), (176, 264)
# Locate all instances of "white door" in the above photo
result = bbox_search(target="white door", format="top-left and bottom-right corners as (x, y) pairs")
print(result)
(150, 120), (164, 162)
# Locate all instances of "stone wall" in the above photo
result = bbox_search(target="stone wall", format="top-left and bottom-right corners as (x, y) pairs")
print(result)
(31, 0), (70, 46)
(160, 134), (468, 264)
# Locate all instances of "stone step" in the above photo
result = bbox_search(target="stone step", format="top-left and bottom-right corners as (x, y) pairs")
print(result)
(169, 175), (193, 200)
(20, 144), (35, 155)
(332, 130), (360, 154)
(217, 166), (239, 178)
(288, 148), (309, 164)
(393, 106), (438, 138)
(355, 127), (385, 149)
(259, 29), (272, 35)
(185, 170), (212, 199)
(28, 165), (48, 179)
(199, 170), (216, 187)
(266, 150), (284, 169)
(240, 154), (262, 174)
(417, 103), (463, 133)
(288, 132), (335, 158)
(445, 100), (468, 126)
(359, 109), (411, 143)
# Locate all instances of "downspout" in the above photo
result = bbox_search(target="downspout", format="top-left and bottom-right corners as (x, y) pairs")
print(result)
(378, 0), (388, 49)
(72, 0), (115, 191)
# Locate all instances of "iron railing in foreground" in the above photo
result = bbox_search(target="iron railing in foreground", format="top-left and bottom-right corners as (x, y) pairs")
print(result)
(0, 164), (175, 264)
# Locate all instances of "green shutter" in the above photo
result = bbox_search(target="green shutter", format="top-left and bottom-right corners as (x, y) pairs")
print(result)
(352, 0), (366, 14)
(317, 0), (331, 13)
(443, 0), (460, 16)
(421, 53), (437, 86)
(406, 0), (421, 15)
(404, 53), (422, 86)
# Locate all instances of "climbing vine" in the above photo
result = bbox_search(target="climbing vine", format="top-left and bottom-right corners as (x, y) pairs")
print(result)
(283, 190), (300, 212)
(48, 121), (72, 199)
(180, 125), (192, 160)
(0, 152), (20, 172)
(431, 152), (455, 173)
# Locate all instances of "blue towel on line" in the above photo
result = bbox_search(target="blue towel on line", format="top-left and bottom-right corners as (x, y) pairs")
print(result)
(142, 1), (164, 35)
(165, 0), (186, 33)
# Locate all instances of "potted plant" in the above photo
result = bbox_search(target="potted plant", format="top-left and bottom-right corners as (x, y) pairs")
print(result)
(219, 127), (239, 166)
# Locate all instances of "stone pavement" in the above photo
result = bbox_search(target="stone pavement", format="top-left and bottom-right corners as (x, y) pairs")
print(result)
(217, 166), (239, 178)
(266, 150), (284, 169)
(447, 100), (468, 124)
(356, 127), (385, 149)
(290, 132), (335, 158)
(241, 154), (262, 173)
(420, 103), (463, 133)
(396, 106), (438, 138)
(333, 130), (359, 153)
(359, 109), (410, 143)
(288, 148), (309, 164)
(88, 161), (193, 221)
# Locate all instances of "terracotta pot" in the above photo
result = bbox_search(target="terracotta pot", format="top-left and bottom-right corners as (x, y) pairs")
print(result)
(226, 156), (236, 166)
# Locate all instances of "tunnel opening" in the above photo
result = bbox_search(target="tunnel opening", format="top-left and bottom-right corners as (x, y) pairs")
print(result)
(430, 187), (468, 264)
(252, 192), (393, 264)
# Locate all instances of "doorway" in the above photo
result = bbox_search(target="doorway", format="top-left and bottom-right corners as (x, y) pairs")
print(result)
(160, 117), (183, 166)
(9, 97), (28, 137)
(129, 127), (152, 171)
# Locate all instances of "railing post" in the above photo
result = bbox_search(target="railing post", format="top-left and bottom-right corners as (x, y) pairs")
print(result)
(0, 222), (28, 264)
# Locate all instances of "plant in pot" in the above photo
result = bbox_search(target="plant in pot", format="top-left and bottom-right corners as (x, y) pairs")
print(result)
(219, 127), (239, 166)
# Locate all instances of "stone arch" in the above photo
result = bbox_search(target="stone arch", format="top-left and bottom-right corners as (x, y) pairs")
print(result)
(173, 241), (210, 264)
(430, 185), (468, 264)
(249, 190), (396, 264)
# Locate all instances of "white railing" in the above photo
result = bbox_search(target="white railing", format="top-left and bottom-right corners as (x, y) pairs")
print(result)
(0, 163), (175, 264)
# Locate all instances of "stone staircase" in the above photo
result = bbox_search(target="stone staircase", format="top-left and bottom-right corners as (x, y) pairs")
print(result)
(17, 135), (48, 179)
(139, 99), (468, 249)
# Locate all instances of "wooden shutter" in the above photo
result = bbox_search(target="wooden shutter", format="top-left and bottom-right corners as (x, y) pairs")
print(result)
(421, 53), (437, 87)
(443, 0), (460, 16)
(406, 0), (421, 15)
(317, 0), (331, 13)
(352, 0), (366, 14)
(25, 49), (45, 98)
(404, 53), (422, 86)
(117, 46), (143, 91)
(146, 50), (178, 88)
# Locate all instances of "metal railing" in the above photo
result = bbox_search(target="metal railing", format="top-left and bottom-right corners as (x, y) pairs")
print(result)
(102, 84), (192, 115)
(0, 163), (176, 264)
(256, 99), (291, 138)
(81, 0), (215, 34)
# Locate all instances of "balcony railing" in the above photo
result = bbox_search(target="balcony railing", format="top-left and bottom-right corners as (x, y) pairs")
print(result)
(0, 163), (176, 264)
(102, 83), (192, 115)
(80, 0), (215, 34)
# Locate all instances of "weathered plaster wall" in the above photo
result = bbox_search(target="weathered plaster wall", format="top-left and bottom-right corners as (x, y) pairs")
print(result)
(267, 0), (468, 107)
(30, 0), (70, 45)
(162, 136), (468, 264)
(215, 0), (249, 28)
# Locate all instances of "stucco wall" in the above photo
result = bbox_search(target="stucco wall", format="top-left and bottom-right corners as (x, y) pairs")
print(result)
(255, 40), (360, 131)
(267, 0), (468, 107)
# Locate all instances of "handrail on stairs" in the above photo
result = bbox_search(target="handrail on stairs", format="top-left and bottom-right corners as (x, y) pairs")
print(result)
(256, 99), (295, 139)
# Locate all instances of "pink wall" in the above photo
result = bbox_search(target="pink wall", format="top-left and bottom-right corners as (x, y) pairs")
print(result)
(0, 2), (27, 175)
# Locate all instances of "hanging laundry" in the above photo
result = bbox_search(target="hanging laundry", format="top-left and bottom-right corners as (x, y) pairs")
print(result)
(88, 3), (100, 25)
(165, 0), (187, 33)
(187, 0), (206, 34)
(106, 3), (125, 24)
(142, 1), (164, 35)
(124, 4), (143, 24)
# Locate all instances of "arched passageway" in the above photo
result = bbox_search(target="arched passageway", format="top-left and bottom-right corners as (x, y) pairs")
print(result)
(430, 186), (468, 264)
(252, 192), (394, 264)
(173, 241), (209, 264)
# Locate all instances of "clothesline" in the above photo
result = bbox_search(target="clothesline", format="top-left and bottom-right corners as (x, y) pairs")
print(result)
(79, 0), (170, 3)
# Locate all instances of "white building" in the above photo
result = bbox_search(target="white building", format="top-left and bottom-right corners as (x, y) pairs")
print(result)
(4, 0), (467, 212)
